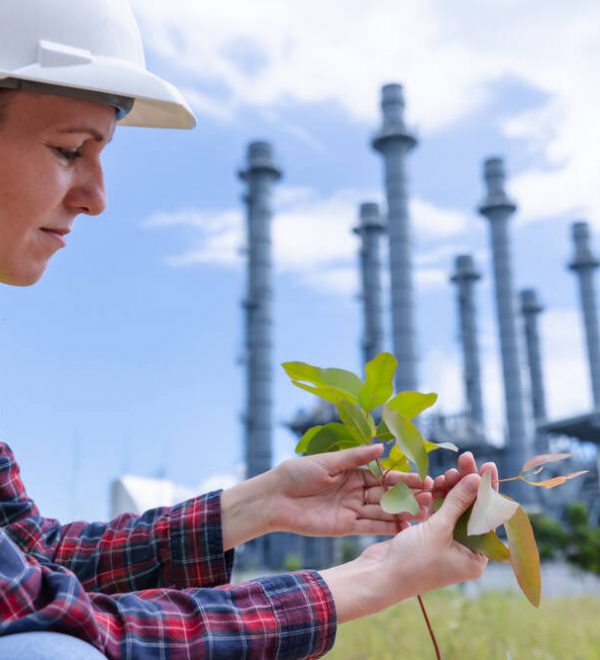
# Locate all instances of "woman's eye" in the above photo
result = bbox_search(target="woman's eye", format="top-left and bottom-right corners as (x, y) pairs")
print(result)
(56, 147), (83, 162)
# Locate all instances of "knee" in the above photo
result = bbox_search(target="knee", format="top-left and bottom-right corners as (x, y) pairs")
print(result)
(0, 631), (107, 659)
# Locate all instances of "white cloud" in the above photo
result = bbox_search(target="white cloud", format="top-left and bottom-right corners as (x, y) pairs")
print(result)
(411, 199), (469, 238)
(541, 308), (591, 417)
(132, 0), (600, 233)
(179, 87), (236, 124)
(142, 187), (473, 295)
(415, 268), (447, 291)
(143, 209), (243, 267)
(299, 266), (359, 297)
(131, 0), (488, 134)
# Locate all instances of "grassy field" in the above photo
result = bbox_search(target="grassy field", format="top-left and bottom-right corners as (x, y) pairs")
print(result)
(328, 590), (600, 659)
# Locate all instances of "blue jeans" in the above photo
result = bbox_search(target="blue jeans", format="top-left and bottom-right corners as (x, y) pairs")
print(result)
(0, 631), (107, 659)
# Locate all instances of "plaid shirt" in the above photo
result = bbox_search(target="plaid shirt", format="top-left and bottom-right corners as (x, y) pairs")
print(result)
(0, 442), (337, 658)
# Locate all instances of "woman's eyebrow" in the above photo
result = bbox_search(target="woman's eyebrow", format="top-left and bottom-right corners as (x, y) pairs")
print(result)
(57, 127), (114, 144)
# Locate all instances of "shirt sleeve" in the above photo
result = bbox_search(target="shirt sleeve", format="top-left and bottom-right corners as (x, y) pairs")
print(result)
(0, 530), (337, 659)
(0, 442), (233, 593)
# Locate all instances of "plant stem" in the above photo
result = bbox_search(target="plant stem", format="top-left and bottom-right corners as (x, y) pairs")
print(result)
(495, 476), (522, 484)
(417, 594), (442, 660)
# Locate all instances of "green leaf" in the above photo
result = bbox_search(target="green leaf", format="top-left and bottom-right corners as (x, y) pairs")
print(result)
(302, 422), (361, 455)
(423, 439), (459, 453)
(368, 460), (383, 479)
(282, 362), (362, 404)
(382, 407), (429, 480)
(295, 425), (323, 454)
(379, 444), (411, 472)
(358, 352), (397, 411)
(467, 471), (519, 536)
(380, 482), (420, 515)
(452, 503), (510, 563)
(386, 391), (438, 420)
(505, 505), (541, 607)
(375, 420), (394, 441)
(336, 400), (374, 443)
(291, 381), (358, 405)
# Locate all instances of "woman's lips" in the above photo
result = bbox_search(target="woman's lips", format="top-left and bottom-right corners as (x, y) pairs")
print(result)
(39, 228), (67, 248)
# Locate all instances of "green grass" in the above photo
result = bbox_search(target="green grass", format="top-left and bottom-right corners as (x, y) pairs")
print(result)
(328, 590), (600, 659)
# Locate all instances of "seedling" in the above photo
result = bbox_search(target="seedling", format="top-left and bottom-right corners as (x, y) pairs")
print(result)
(283, 352), (587, 659)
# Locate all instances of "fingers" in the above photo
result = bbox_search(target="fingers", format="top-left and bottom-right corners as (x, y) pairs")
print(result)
(364, 470), (432, 491)
(360, 504), (401, 522)
(444, 468), (460, 489)
(458, 451), (478, 477)
(353, 519), (410, 536)
(431, 452), (478, 498)
(480, 461), (499, 491)
(322, 443), (384, 472)
(433, 473), (480, 529)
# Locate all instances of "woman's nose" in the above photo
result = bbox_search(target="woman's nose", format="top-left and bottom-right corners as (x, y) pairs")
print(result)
(64, 161), (107, 216)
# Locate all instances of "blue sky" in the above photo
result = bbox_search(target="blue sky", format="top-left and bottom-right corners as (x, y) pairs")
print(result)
(1, 0), (599, 522)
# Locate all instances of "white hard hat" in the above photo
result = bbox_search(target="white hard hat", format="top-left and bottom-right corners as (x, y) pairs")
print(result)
(0, 0), (196, 129)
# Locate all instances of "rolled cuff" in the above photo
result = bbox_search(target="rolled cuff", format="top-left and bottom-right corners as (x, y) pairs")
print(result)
(168, 490), (234, 589)
(256, 570), (337, 659)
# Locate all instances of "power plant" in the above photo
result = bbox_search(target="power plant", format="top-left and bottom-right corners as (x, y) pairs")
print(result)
(112, 83), (599, 570)
(239, 84), (600, 569)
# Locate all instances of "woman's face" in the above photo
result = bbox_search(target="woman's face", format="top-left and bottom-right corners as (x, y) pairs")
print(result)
(0, 91), (117, 286)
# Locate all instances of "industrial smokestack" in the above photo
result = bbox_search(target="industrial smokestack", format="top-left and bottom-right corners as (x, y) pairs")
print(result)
(239, 141), (282, 480)
(450, 254), (485, 432)
(569, 221), (600, 407)
(354, 202), (386, 364)
(478, 157), (532, 501)
(520, 288), (549, 455)
(520, 289), (547, 421)
(372, 84), (418, 391)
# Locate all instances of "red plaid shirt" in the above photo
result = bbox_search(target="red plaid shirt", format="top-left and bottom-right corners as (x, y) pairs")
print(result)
(0, 443), (337, 658)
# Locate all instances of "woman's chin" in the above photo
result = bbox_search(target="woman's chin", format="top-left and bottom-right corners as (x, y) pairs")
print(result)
(1, 265), (47, 287)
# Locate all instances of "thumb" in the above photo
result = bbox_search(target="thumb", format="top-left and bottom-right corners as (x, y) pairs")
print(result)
(323, 443), (383, 472)
(434, 473), (480, 529)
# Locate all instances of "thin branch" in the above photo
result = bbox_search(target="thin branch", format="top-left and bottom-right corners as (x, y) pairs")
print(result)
(417, 594), (442, 660)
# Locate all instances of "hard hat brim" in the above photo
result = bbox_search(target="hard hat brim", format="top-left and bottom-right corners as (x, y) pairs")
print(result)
(0, 55), (196, 129)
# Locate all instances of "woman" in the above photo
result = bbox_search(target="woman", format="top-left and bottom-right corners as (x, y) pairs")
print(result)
(0, 1), (496, 658)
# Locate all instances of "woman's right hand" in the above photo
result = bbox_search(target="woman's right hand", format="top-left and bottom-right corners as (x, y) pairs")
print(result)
(320, 473), (487, 623)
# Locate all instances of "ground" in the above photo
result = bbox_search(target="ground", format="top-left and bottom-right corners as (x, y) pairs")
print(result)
(328, 589), (600, 659)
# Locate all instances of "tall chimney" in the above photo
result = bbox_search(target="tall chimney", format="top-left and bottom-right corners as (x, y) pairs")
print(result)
(450, 255), (485, 432)
(354, 202), (385, 364)
(372, 84), (418, 391)
(520, 289), (549, 455)
(569, 221), (600, 407)
(520, 289), (547, 421)
(239, 141), (282, 480)
(478, 157), (532, 500)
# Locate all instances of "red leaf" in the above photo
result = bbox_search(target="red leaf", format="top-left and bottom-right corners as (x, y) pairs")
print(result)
(524, 470), (589, 489)
(521, 453), (573, 473)
(505, 506), (541, 607)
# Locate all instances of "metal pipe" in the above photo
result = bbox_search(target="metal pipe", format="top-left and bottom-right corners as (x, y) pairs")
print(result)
(450, 255), (485, 430)
(520, 288), (547, 421)
(569, 221), (600, 407)
(239, 141), (282, 480)
(372, 84), (418, 391)
(354, 202), (385, 364)
(478, 157), (532, 501)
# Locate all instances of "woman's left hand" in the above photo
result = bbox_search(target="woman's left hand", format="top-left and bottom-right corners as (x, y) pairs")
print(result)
(268, 444), (433, 537)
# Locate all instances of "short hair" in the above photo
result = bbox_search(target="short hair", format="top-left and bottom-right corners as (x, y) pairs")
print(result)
(0, 89), (15, 129)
